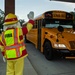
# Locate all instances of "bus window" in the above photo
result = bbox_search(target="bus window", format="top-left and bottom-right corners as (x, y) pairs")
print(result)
(45, 24), (59, 28)
(33, 20), (37, 28)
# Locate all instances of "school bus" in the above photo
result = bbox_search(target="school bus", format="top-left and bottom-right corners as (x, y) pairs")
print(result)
(25, 10), (75, 60)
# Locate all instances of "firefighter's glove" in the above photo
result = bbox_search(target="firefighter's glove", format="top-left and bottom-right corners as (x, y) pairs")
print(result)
(27, 11), (34, 20)
(3, 57), (6, 62)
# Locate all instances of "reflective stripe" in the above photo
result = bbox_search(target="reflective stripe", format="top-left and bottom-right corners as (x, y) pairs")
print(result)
(5, 43), (25, 49)
(14, 28), (18, 44)
(5, 18), (18, 22)
(5, 43), (25, 57)
(2, 33), (6, 46)
(14, 28), (20, 57)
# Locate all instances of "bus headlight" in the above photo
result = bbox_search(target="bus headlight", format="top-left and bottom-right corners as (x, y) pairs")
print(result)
(54, 44), (66, 48)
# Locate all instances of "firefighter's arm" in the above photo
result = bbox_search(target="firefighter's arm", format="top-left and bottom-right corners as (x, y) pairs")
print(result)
(22, 11), (34, 35)
(0, 42), (5, 56)
(0, 41), (6, 62)
(0, 34), (5, 57)
(0, 42), (6, 62)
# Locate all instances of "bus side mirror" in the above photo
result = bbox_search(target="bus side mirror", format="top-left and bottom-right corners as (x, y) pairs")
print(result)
(57, 26), (64, 41)
(57, 26), (64, 32)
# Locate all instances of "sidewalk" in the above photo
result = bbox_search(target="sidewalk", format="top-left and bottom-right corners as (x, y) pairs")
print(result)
(0, 52), (38, 75)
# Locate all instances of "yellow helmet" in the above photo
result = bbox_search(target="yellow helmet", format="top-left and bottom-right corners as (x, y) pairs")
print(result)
(4, 13), (18, 25)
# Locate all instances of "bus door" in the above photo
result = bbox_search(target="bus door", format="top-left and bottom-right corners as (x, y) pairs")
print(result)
(37, 19), (42, 50)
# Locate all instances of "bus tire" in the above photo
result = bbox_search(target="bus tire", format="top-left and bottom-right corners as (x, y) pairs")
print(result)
(44, 41), (53, 60)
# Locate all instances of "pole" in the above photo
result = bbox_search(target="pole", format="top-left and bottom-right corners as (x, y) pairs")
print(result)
(5, 0), (15, 16)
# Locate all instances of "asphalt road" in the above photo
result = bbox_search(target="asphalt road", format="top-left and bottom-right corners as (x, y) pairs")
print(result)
(26, 43), (75, 75)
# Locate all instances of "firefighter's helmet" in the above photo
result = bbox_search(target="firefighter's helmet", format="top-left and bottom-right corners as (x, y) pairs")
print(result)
(4, 13), (18, 25)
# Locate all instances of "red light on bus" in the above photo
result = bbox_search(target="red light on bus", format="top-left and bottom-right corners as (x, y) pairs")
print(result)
(66, 15), (73, 19)
(46, 14), (51, 17)
(50, 35), (54, 38)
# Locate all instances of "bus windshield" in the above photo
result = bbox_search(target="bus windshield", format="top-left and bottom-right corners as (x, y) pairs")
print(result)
(45, 24), (73, 28)
(45, 19), (73, 28)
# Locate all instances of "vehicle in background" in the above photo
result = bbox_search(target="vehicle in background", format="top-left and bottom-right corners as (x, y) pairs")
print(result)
(25, 10), (75, 60)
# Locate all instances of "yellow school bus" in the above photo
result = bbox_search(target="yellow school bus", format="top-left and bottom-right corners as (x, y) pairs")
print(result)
(25, 10), (75, 60)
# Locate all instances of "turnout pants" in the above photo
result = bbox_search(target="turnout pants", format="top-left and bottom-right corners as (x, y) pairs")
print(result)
(6, 58), (24, 75)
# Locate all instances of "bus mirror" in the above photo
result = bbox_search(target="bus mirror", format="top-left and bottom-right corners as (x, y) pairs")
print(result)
(72, 25), (75, 31)
(57, 26), (64, 32)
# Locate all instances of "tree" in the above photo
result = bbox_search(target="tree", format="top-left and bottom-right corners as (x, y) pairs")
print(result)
(0, 9), (5, 33)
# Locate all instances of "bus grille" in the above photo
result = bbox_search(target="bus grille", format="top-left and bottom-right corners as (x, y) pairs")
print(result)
(69, 41), (75, 49)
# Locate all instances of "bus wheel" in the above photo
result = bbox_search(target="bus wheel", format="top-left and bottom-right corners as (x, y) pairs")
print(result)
(44, 41), (53, 60)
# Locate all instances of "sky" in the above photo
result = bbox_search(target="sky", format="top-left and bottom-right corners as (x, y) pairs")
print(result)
(0, 0), (75, 21)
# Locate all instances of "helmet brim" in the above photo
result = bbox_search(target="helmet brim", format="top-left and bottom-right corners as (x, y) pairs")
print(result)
(3, 21), (18, 25)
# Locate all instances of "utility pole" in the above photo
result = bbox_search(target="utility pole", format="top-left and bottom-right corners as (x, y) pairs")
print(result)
(5, 0), (15, 16)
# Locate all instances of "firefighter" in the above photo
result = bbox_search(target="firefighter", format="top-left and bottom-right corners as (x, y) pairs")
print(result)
(0, 11), (34, 75)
